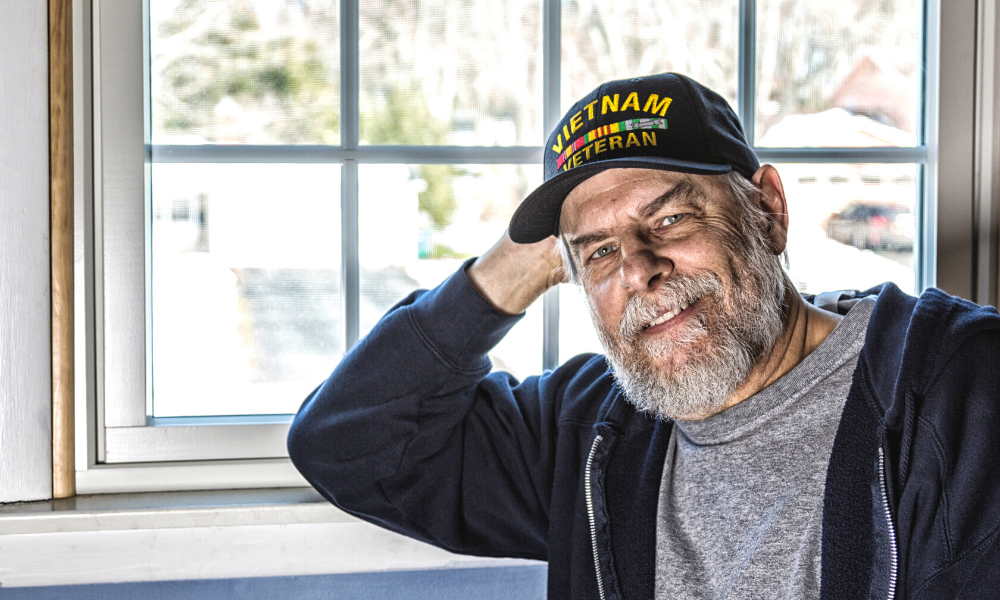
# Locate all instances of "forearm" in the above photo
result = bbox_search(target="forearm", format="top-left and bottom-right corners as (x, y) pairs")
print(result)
(466, 231), (567, 315)
(288, 268), (520, 511)
(287, 265), (561, 556)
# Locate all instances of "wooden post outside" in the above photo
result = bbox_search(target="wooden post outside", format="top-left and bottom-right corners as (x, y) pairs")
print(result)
(50, 0), (75, 499)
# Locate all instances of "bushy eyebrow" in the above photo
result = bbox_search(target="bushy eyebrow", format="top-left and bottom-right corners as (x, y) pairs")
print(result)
(637, 181), (695, 218)
(566, 230), (613, 253)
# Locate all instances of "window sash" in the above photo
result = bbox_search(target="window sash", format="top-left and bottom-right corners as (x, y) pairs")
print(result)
(82, 0), (937, 487)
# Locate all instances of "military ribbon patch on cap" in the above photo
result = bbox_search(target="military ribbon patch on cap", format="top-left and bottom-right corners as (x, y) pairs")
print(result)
(555, 118), (667, 170)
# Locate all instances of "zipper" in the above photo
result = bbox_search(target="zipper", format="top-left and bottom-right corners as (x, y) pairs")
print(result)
(878, 446), (899, 600)
(585, 434), (607, 600)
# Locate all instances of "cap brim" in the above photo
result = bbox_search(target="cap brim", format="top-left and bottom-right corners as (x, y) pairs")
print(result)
(508, 156), (732, 244)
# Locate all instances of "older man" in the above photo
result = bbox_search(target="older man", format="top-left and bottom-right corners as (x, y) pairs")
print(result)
(288, 73), (1000, 599)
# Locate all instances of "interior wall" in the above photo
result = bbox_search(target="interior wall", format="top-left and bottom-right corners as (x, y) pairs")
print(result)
(0, 0), (53, 503)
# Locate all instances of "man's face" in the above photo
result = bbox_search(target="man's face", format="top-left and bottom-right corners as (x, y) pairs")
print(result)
(559, 168), (788, 420)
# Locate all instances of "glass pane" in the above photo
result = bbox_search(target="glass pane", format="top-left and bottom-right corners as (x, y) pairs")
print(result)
(151, 164), (341, 417)
(558, 284), (606, 364)
(150, 0), (340, 145)
(359, 164), (544, 379)
(755, 0), (922, 147)
(359, 0), (543, 146)
(561, 0), (739, 115)
(779, 162), (917, 294)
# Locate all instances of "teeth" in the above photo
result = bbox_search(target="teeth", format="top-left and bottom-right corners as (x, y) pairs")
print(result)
(645, 301), (690, 329)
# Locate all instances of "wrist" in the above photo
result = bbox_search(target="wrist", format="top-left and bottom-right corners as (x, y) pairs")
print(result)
(467, 233), (566, 315)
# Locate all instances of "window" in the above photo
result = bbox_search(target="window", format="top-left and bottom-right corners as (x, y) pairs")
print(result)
(78, 0), (938, 492)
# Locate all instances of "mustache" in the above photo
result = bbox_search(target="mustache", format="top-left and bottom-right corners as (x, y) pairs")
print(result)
(618, 272), (723, 342)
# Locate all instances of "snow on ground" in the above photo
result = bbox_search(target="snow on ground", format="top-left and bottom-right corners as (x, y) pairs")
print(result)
(786, 225), (914, 295)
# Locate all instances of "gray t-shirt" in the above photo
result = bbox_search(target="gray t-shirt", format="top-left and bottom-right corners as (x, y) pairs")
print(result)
(655, 298), (874, 600)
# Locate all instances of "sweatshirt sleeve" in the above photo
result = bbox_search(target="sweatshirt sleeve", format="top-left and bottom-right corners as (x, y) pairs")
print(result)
(903, 326), (1000, 593)
(287, 263), (587, 560)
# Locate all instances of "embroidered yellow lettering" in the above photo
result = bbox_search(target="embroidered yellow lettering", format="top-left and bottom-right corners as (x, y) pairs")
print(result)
(584, 100), (599, 120)
(609, 135), (623, 150)
(594, 139), (607, 154)
(642, 95), (672, 117)
(626, 132), (640, 147)
(551, 132), (564, 153)
(642, 131), (657, 146)
(563, 124), (571, 141)
(602, 94), (619, 115)
(572, 152), (583, 167)
(621, 92), (640, 112)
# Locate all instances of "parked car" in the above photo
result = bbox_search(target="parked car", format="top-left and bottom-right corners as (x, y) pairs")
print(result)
(822, 200), (915, 251)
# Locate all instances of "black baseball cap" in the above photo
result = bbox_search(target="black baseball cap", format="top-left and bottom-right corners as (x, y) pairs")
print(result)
(508, 72), (759, 243)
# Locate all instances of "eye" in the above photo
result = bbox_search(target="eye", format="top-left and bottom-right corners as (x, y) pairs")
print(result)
(590, 244), (618, 260)
(661, 213), (685, 227)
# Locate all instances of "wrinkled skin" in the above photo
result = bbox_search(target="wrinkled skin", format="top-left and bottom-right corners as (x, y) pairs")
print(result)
(559, 168), (791, 421)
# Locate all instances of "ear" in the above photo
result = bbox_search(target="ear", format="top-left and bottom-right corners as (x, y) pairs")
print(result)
(751, 164), (789, 255)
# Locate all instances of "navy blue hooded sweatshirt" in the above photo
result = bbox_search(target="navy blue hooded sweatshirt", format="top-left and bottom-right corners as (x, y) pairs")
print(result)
(288, 265), (1000, 599)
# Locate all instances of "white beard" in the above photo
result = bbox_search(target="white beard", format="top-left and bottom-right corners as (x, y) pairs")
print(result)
(589, 236), (788, 422)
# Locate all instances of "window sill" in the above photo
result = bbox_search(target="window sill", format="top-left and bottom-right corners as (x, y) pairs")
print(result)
(0, 488), (539, 588)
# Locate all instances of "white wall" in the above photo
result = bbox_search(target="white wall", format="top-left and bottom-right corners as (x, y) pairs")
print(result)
(0, 0), (53, 503)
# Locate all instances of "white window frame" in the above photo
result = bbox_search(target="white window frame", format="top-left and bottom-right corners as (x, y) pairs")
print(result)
(76, 0), (993, 494)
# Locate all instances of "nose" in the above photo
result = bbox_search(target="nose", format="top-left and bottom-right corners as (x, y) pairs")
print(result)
(619, 242), (672, 292)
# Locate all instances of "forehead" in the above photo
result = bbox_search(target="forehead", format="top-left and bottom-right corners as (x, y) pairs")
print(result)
(558, 168), (726, 235)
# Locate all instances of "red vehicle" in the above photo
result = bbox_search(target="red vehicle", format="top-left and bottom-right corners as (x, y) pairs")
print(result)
(823, 200), (915, 251)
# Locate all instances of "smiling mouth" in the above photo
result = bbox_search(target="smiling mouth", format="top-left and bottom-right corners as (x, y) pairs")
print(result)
(641, 298), (697, 330)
